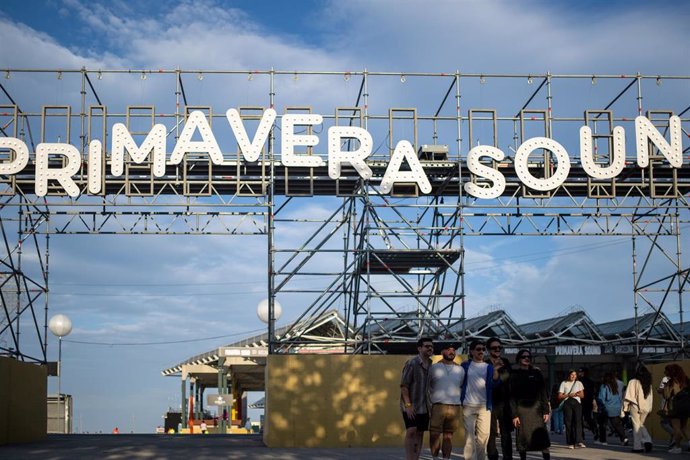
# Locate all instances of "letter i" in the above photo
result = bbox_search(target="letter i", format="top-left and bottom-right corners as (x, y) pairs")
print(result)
(88, 140), (103, 194)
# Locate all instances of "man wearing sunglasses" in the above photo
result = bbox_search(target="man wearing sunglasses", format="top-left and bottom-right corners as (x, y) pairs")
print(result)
(461, 340), (496, 460)
(401, 337), (434, 460)
(486, 337), (512, 460)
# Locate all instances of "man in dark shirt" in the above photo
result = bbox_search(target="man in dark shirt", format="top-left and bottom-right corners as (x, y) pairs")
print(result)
(487, 337), (512, 460)
(577, 367), (598, 440)
(401, 337), (434, 460)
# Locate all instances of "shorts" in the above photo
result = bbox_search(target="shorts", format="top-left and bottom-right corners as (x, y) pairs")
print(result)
(429, 403), (461, 433)
(402, 411), (430, 431)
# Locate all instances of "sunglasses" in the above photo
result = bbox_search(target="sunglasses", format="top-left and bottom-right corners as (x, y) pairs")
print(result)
(490, 346), (503, 351)
(473, 347), (486, 352)
(519, 355), (532, 360)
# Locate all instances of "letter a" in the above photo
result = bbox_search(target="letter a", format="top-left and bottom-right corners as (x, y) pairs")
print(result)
(380, 140), (431, 194)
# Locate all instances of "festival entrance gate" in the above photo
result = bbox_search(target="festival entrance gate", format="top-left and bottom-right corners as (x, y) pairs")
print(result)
(0, 69), (688, 363)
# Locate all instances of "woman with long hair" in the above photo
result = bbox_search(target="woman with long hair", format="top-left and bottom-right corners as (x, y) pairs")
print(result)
(623, 365), (654, 452)
(509, 350), (550, 460)
(597, 372), (628, 445)
(557, 369), (585, 449)
(663, 364), (690, 454)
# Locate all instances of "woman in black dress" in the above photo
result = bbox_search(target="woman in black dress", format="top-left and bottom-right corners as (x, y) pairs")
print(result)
(509, 349), (551, 460)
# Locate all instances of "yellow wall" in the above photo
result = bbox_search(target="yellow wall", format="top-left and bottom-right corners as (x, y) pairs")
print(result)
(264, 354), (465, 448)
(0, 357), (47, 444)
(646, 360), (690, 441)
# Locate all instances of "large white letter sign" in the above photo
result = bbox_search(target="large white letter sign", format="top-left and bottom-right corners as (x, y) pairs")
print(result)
(169, 111), (224, 165)
(380, 140), (432, 194)
(35, 143), (81, 197)
(635, 115), (682, 168)
(514, 137), (571, 191)
(111, 123), (167, 177)
(464, 146), (506, 199)
(327, 126), (373, 180)
(0, 137), (29, 175)
(226, 108), (275, 162)
(281, 114), (325, 167)
(580, 126), (626, 179)
(88, 140), (103, 194)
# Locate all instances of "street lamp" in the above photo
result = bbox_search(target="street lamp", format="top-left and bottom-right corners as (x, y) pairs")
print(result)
(256, 299), (282, 324)
(49, 314), (72, 433)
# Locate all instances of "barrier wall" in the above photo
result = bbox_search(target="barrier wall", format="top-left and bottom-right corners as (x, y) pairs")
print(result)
(646, 360), (690, 441)
(264, 355), (690, 447)
(264, 354), (466, 448)
(0, 357), (47, 444)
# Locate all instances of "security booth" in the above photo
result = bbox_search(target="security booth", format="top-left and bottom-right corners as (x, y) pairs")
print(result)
(163, 347), (266, 433)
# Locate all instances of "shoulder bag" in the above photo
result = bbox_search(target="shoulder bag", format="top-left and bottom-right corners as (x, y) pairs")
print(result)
(558, 382), (577, 410)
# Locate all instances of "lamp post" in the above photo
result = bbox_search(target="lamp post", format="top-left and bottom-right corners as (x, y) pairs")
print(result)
(256, 299), (281, 431)
(49, 314), (72, 434)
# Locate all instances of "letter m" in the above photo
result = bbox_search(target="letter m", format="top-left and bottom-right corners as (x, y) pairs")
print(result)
(111, 123), (167, 177)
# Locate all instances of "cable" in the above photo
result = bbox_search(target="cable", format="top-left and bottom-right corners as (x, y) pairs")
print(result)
(63, 327), (265, 346)
(49, 290), (261, 297)
(50, 280), (257, 287)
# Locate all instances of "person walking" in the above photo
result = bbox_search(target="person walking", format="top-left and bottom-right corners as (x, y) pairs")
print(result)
(577, 367), (598, 441)
(549, 378), (564, 435)
(429, 343), (465, 460)
(461, 340), (495, 460)
(509, 350), (550, 460)
(400, 337), (434, 460)
(623, 365), (654, 453)
(558, 369), (585, 449)
(662, 364), (690, 454)
(486, 337), (512, 460)
(658, 375), (676, 446)
(596, 372), (628, 446)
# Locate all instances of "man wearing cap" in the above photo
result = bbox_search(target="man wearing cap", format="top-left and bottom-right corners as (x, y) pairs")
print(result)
(486, 337), (512, 460)
(401, 337), (434, 460)
(429, 342), (465, 460)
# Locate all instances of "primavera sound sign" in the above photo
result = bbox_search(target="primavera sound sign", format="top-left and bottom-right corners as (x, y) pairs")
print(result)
(0, 109), (684, 199)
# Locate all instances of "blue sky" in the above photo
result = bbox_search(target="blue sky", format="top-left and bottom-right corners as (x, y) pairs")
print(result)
(0, 0), (689, 433)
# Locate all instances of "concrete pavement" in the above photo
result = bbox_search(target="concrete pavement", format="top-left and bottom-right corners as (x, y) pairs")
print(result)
(0, 433), (686, 459)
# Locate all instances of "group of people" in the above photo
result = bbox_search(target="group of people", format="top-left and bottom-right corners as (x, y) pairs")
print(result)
(554, 364), (690, 454)
(400, 337), (550, 460)
(400, 337), (690, 460)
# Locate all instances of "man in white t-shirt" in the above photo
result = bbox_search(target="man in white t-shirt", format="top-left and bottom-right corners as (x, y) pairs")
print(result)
(461, 340), (495, 460)
(429, 343), (465, 460)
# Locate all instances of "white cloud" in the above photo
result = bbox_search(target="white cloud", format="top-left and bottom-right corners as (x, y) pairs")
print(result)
(321, 0), (690, 74)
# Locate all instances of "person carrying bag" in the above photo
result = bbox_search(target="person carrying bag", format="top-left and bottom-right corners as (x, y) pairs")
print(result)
(662, 364), (690, 454)
(558, 370), (586, 449)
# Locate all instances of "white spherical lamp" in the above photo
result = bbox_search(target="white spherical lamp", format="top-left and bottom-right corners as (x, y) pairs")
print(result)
(257, 299), (282, 324)
(49, 314), (72, 338)
(49, 313), (72, 433)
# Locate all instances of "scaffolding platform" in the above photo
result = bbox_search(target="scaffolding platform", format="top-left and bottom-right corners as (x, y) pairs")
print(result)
(356, 249), (460, 274)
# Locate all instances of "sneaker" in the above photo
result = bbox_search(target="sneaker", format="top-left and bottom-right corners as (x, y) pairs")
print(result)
(594, 441), (608, 445)
(568, 445), (575, 449)
(669, 446), (682, 454)
(623, 438), (629, 446)
(577, 442), (586, 448)
(644, 442), (653, 452)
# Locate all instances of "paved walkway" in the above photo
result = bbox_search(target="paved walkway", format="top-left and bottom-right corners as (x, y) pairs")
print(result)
(0, 433), (686, 459)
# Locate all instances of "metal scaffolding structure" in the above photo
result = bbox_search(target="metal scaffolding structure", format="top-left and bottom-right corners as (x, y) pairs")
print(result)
(0, 68), (688, 361)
